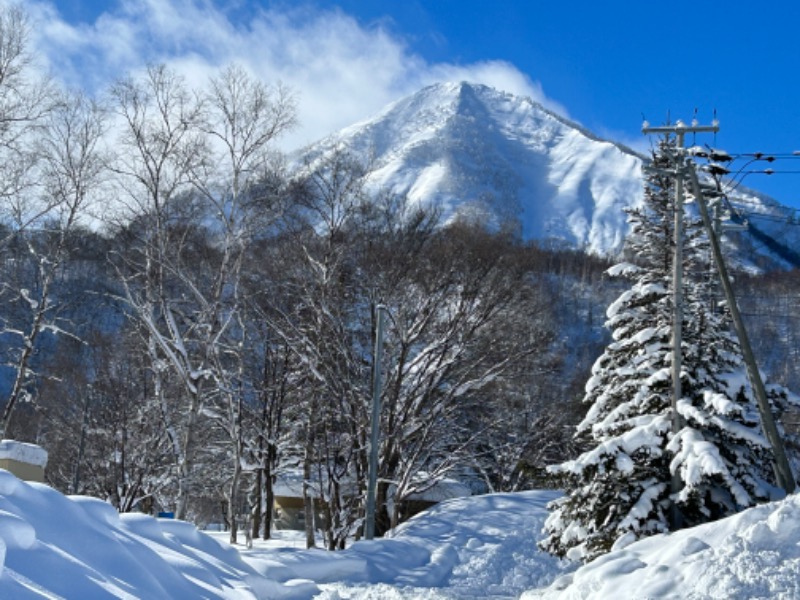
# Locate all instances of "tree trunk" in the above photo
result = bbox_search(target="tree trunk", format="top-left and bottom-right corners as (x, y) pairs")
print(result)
(302, 427), (316, 549)
(375, 480), (392, 537)
(251, 468), (263, 540)
(228, 458), (242, 544)
(175, 387), (202, 521)
(264, 460), (275, 540)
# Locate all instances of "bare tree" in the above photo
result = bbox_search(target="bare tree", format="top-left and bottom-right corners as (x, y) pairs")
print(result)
(0, 3), (56, 230)
(368, 223), (551, 530)
(264, 149), (373, 549)
(196, 63), (295, 544)
(41, 327), (176, 513)
(1, 90), (104, 436)
(107, 63), (209, 520)
(108, 63), (296, 526)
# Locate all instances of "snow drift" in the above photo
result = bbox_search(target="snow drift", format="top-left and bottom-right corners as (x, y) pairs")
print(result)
(530, 493), (800, 599)
(0, 469), (314, 599)
(4, 466), (800, 598)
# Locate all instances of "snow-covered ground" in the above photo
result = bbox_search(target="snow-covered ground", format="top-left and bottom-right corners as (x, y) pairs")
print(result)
(526, 493), (800, 600)
(227, 490), (565, 599)
(3, 467), (800, 598)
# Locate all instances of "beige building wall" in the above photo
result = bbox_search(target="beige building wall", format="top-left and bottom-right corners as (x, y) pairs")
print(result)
(0, 458), (45, 482)
(0, 440), (48, 483)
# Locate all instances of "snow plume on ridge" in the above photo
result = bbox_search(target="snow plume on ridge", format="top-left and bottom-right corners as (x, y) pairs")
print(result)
(27, 0), (554, 153)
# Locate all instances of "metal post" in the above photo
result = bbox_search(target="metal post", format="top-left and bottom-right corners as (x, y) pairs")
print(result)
(642, 122), (720, 529)
(685, 166), (796, 494)
(365, 304), (386, 539)
(672, 131), (685, 430)
(670, 132), (686, 529)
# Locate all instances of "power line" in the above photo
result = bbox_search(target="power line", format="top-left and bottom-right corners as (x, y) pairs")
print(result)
(729, 152), (800, 159)
(732, 212), (800, 226)
(689, 149), (800, 208)
(724, 195), (800, 212)
(735, 170), (800, 174)
(684, 153), (800, 226)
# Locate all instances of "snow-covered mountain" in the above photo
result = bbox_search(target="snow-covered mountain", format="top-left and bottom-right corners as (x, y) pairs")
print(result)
(299, 81), (641, 254)
(297, 81), (799, 266)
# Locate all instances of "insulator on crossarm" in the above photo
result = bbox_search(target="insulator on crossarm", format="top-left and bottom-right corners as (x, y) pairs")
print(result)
(708, 148), (732, 162)
(702, 163), (730, 176)
(687, 146), (709, 158)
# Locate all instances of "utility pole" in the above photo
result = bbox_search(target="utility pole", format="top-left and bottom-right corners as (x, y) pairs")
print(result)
(365, 304), (387, 540)
(685, 166), (796, 494)
(642, 120), (719, 529)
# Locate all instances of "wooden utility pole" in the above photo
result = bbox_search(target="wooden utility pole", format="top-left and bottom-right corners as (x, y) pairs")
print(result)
(644, 118), (795, 503)
(685, 166), (796, 494)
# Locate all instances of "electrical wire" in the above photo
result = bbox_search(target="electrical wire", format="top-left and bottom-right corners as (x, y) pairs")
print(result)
(687, 151), (800, 224)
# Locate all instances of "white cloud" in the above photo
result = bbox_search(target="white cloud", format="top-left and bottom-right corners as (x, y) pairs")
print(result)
(27, 0), (566, 151)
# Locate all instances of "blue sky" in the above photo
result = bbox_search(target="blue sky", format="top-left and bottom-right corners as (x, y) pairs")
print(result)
(37, 0), (800, 211)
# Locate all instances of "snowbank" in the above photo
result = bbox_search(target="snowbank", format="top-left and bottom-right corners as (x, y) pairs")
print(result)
(527, 494), (800, 599)
(5, 465), (800, 599)
(0, 469), (317, 599)
(237, 490), (566, 598)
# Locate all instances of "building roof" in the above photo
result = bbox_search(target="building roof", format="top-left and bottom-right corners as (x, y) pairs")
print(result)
(0, 440), (48, 468)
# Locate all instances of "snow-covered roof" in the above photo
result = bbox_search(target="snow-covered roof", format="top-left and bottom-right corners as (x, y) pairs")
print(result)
(0, 440), (48, 468)
(273, 469), (314, 498)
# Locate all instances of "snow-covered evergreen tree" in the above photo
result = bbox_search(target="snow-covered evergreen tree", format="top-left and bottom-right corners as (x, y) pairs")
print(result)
(541, 138), (786, 562)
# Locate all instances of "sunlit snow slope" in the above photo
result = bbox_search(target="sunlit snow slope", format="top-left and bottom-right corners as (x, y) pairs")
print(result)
(300, 82), (640, 254)
(528, 493), (800, 599)
(298, 82), (799, 265)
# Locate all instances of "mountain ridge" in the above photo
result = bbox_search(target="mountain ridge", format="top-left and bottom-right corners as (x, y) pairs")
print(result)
(296, 81), (798, 266)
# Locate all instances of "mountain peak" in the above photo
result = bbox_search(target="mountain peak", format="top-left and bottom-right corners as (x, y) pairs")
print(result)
(297, 82), (798, 265)
(306, 81), (642, 253)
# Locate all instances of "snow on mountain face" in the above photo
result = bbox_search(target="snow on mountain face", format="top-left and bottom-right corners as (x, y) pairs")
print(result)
(299, 81), (644, 255)
(296, 82), (799, 267)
